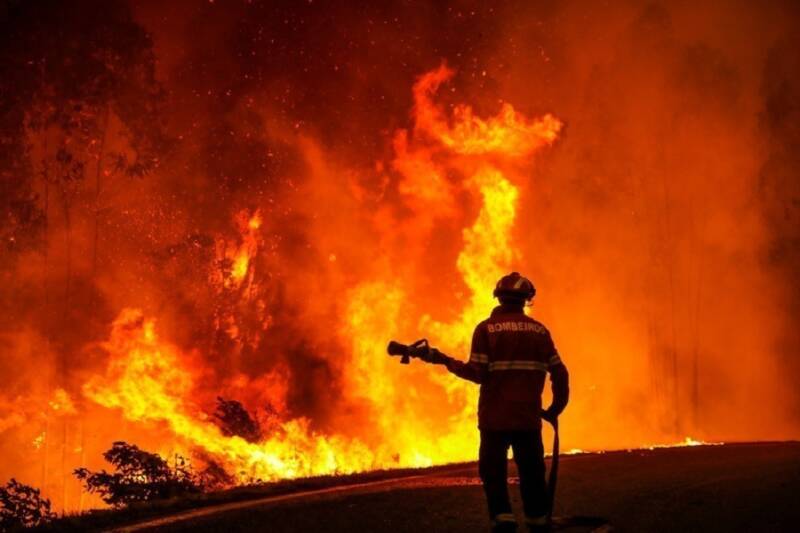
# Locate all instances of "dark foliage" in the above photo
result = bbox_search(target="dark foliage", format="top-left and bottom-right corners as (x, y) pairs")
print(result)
(74, 442), (201, 508)
(0, 478), (56, 530)
(197, 458), (236, 492)
(0, 0), (169, 260)
(212, 397), (263, 443)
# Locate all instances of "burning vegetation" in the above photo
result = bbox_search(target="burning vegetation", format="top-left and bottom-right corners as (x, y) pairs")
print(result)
(1, 0), (799, 516)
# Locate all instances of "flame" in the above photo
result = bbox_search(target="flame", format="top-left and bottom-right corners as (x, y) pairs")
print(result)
(5, 3), (799, 514)
(563, 448), (588, 455)
(339, 65), (561, 465)
(83, 304), (723, 482)
(412, 64), (561, 157)
(643, 436), (724, 450)
(231, 253), (250, 282)
(209, 208), (271, 348)
(80, 66), (562, 486)
(248, 212), (262, 230)
(559, 437), (725, 457)
(32, 432), (45, 450)
(84, 309), (377, 481)
(216, 209), (262, 289)
(49, 388), (77, 415)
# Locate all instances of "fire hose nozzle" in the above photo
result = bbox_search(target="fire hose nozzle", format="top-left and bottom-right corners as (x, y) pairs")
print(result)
(387, 339), (429, 364)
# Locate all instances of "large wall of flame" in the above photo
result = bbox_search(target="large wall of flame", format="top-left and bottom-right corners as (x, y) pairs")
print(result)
(1, 0), (799, 512)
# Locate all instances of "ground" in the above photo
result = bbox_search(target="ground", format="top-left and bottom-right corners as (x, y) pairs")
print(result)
(60, 442), (800, 532)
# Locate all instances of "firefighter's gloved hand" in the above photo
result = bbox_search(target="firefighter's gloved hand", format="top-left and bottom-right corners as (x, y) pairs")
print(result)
(540, 408), (558, 425)
(418, 347), (448, 365)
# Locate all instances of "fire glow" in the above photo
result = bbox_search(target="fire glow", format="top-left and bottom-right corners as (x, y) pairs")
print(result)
(4, 2), (799, 515)
(77, 65), (562, 482)
(67, 66), (724, 491)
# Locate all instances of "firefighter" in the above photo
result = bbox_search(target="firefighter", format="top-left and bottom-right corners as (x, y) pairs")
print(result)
(419, 272), (569, 532)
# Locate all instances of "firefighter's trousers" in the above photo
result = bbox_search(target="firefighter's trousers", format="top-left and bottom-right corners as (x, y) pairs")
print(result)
(479, 429), (547, 524)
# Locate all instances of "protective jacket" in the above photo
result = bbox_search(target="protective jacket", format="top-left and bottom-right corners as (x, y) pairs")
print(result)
(442, 303), (569, 430)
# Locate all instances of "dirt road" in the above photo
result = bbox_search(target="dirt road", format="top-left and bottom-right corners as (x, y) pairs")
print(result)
(113, 442), (800, 533)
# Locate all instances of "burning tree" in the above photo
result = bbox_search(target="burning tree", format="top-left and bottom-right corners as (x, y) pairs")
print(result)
(196, 458), (236, 492)
(74, 442), (201, 508)
(1, 0), (171, 512)
(0, 479), (56, 530)
(72, 63), (565, 485)
(212, 397), (263, 443)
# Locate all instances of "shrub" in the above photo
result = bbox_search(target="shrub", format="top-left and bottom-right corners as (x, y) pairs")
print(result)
(0, 479), (56, 530)
(197, 458), (236, 491)
(74, 442), (201, 508)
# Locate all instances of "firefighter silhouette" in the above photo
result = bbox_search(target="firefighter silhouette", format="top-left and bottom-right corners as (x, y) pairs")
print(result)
(415, 272), (570, 532)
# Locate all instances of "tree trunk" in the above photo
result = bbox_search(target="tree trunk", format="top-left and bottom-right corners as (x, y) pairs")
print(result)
(58, 156), (73, 514)
(40, 133), (51, 494)
(92, 106), (110, 277)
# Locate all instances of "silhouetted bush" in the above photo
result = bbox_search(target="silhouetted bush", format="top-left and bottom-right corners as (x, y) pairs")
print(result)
(0, 478), (56, 530)
(74, 442), (201, 508)
(213, 397), (263, 443)
(197, 458), (236, 491)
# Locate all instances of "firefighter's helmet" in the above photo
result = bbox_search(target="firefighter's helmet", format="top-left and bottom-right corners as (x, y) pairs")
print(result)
(493, 272), (536, 301)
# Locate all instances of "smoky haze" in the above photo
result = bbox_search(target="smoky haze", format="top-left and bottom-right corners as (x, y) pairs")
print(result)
(1, 0), (798, 512)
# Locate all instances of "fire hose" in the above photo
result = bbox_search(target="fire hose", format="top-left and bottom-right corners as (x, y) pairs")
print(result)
(545, 415), (559, 521)
(544, 416), (609, 531)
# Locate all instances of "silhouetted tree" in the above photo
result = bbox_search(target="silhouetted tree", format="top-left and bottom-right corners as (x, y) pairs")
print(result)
(0, 479), (56, 530)
(0, 1), (170, 508)
(1, 0), (168, 265)
(74, 442), (200, 508)
(213, 397), (263, 443)
(197, 458), (236, 492)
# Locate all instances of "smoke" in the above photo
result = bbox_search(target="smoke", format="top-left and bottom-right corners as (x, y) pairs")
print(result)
(488, 0), (800, 443)
(758, 30), (800, 422)
(1, 0), (799, 511)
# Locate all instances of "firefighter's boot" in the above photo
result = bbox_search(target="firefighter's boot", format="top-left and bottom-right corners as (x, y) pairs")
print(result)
(525, 515), (549, 532)
(491, 513), (518, 532)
